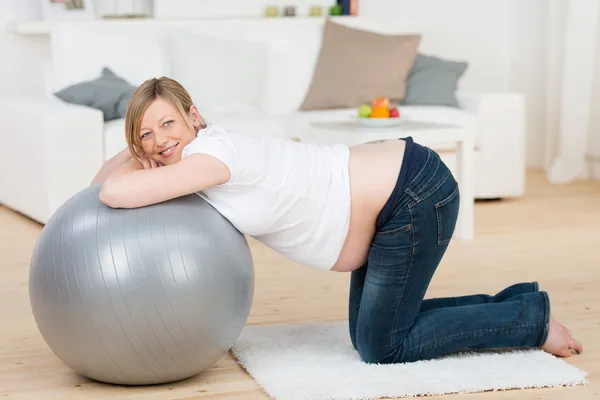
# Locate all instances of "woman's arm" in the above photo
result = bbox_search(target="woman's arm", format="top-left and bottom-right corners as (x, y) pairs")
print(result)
(90, 148), (133, 185)
(98, 154), (230, 209)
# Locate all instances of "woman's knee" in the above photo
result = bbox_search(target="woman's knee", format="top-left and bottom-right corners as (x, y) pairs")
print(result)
(355, 330), (406, 364)
(356, 340), (385, 364)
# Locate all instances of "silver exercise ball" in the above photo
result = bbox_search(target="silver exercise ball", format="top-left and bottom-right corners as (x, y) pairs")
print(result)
(29, 184), (254, 385)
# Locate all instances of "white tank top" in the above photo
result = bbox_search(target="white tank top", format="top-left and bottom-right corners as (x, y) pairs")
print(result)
(181, 125), (351, 271)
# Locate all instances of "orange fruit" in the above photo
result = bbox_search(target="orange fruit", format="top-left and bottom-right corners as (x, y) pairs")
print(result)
(371, 106), (390, 118)
(372, 97), (390, 109)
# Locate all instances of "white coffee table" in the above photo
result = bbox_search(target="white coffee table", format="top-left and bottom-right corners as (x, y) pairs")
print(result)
(298, 119), (475, 241)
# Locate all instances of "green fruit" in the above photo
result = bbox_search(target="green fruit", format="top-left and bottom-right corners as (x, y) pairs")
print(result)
(358, 104), (372, 118)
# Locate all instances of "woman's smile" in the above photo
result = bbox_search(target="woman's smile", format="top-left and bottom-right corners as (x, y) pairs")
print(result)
(158, 142), (179, 158)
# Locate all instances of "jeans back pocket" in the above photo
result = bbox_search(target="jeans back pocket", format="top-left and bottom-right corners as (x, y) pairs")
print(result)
(374, 205), (414, 251)
(435, 184), (460, 246)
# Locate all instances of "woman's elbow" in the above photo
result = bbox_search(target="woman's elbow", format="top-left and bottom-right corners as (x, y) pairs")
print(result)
(99, 183), (124, 208)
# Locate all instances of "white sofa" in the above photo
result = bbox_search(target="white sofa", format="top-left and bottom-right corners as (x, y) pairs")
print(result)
(0, 17), (526, 224)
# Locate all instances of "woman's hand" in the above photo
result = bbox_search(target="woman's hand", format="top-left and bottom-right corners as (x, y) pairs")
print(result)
(91, 147), (135, 185)
(137, 156), (161, 170)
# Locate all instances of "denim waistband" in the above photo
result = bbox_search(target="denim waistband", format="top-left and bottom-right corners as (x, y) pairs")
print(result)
(375, 137), (432, 231)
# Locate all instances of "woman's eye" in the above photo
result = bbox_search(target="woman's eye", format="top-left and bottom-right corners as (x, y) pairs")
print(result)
(163, 120), (174, 127)
(141, 132), (151, 139)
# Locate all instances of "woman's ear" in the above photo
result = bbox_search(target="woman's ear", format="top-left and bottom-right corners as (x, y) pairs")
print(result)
(188, 104), (202, 129)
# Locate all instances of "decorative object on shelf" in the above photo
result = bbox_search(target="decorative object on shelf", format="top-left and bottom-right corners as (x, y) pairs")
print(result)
(65, 0), (84, 10)
(41, 0), (96, 21)
(309, 5), (323, 16)
(335, 0), (357, 15)
(265, 5), (279, 17)
(283, 5), (296, 17)
(95, 0), (154, 19)
(350, 0), (358, 15)
(329, 4), (342, 15)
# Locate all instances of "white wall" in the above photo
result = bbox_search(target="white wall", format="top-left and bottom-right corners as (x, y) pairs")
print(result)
(506, 0), (549, 169)
(0, 0), (49, 97)
(0, 0), (49, 96)
(589, 21), (600, 177)
(0, 0), (552, 168)
(587, 4), (600, 178)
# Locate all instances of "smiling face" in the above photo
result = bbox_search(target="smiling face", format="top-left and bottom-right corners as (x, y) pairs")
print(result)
(138, 97), (200, 166)
(125, 77), (207, 167)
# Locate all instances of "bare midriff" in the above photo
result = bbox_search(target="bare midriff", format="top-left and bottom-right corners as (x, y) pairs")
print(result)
(330, 139), (406, 272)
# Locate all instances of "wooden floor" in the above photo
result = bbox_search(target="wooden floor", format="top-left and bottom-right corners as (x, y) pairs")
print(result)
(1, 169), (599, 399)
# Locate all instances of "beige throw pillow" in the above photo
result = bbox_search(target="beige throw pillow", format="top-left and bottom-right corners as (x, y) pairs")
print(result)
(300, 20), (421, 111)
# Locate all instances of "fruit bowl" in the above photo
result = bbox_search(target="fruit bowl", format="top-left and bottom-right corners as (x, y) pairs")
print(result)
(356, 96), (402, 128)
(356, 116), (404, 127)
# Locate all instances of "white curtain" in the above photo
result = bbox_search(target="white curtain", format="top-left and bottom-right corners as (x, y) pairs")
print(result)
(545, 0), (600, 183)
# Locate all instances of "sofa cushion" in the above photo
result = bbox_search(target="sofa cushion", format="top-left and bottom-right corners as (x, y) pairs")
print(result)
(394, 105), (476, 126)
(249, 24), (324, 115)
(300, 20), (421, 111)
(401, 54), (468, 108)
(54, 68), (135, 122)
(161, 30), (268, 115)
(203, 111), (288, 139)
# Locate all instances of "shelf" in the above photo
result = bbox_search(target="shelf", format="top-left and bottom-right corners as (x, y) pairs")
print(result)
(7, 15), (357, 36)
(8, 21), (54, 35)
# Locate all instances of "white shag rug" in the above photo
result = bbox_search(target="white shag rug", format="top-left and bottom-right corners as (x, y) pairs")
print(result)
(230, 321), (588, 400)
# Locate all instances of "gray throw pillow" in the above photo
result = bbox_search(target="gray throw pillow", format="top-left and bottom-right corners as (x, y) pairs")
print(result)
(54, 67), (136, 121)
(400, 54), (468, 108)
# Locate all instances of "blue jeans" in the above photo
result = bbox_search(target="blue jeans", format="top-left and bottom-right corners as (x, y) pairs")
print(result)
(349, 138), (550, 364)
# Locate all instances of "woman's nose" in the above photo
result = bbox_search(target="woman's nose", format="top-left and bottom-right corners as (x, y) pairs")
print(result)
(155, 132), (168, 146)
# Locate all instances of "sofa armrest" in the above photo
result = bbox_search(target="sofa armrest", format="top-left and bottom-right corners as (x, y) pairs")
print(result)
(456, 91), (527, 197)
(0, 96), (105, 223)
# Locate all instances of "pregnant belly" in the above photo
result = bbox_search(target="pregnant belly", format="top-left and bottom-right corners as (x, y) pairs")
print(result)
(330, 139), (406, 272)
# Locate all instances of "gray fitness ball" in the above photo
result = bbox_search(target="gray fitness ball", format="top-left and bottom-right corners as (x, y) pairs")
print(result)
(29, 184), (254, 385)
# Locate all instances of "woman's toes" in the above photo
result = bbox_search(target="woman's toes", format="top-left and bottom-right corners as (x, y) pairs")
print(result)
(570, 338), (583, 354)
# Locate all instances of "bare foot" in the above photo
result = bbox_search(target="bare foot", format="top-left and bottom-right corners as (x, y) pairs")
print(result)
(542, 317), (583, 357)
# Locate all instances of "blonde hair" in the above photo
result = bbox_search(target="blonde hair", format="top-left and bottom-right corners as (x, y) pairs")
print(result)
(125, 76), (207, 158)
